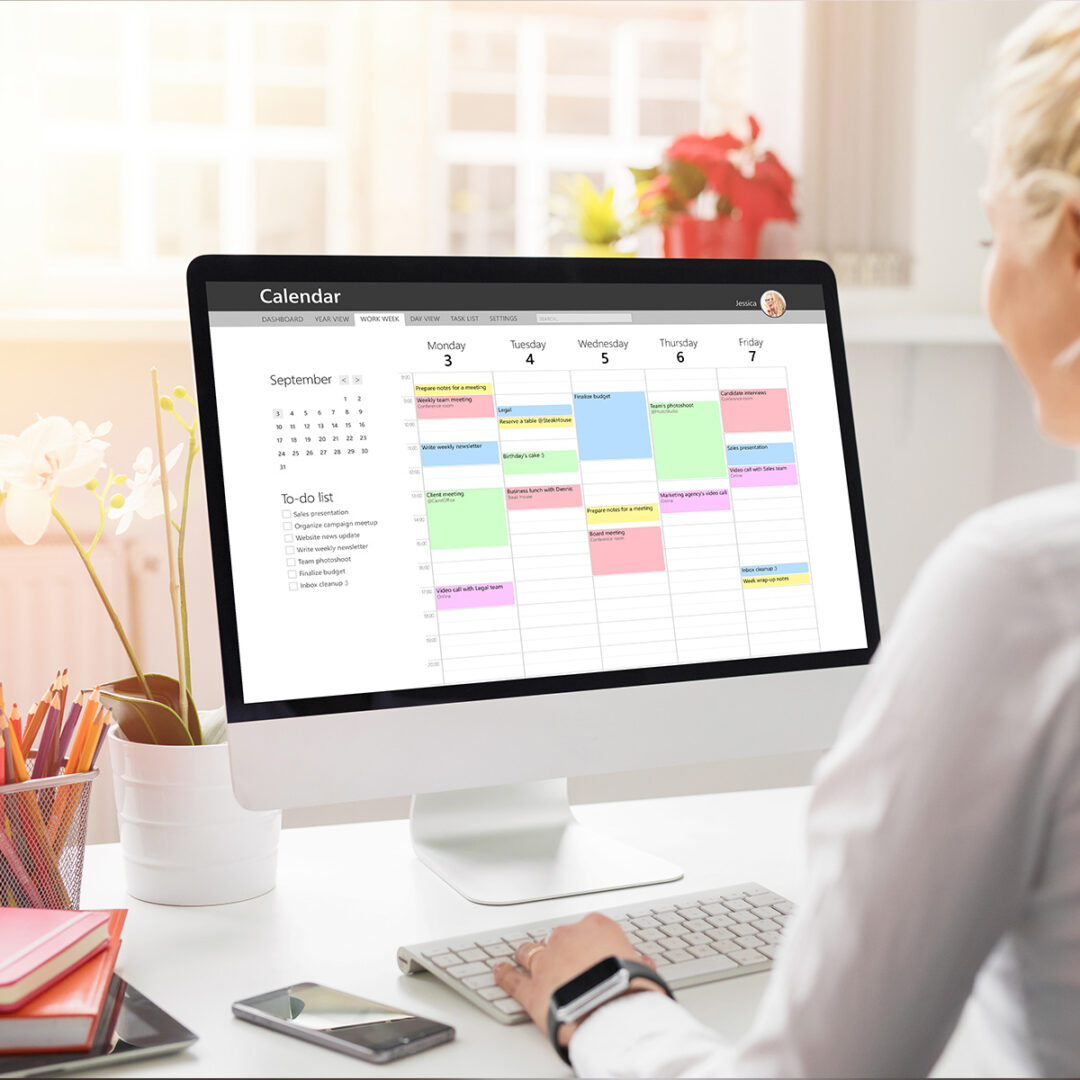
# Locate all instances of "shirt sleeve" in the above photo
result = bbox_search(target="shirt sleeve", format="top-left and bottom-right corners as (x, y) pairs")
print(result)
(571, 520), (1070, 1078)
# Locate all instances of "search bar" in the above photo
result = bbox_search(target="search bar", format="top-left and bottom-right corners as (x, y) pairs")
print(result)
(536, 312), (633, 324)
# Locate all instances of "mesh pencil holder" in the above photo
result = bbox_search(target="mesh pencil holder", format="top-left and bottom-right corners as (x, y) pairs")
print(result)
(0, 769), (98, 909)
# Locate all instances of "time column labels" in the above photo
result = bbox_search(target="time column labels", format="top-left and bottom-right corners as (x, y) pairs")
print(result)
(415, 377), (525, 685)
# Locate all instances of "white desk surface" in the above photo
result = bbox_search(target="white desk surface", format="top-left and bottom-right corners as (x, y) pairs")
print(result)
(80, 786), (982, 1078)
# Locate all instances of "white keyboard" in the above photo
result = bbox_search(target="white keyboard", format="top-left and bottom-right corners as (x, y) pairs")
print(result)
(398, 882), (793, 1024)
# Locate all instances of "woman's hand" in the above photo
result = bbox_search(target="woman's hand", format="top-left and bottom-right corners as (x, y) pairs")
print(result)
(493, 913), (662, 1049)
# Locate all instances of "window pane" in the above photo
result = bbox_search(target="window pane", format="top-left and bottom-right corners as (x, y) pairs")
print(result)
(547, 35), (609, 77)
(149, 14), (225, 63)
(42, 75), (120, 124)
(255, 21), (327, 66)
(43, 154), (122, 257)
(448, 164), (515, 255)
(449, 92), (516, 132)
(255, 160), (326, 253)
(255, 85), (326, 127)
(39, 7), (121, 63)
(640, 39), (703, 79)
(156, 160), (219, 257)
(547, 96), (609, 135)
(639, 98), (700, 137)
(151, 82), (225, 125)
(450, 29), (516, 74)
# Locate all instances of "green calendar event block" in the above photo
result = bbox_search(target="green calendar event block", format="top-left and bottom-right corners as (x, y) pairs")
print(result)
(426, 488), (509, 549)
(648, 401), (727, 481)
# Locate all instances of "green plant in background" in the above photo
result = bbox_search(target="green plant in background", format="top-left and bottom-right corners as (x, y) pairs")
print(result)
(0, 371), (217, 746)
(552, 174), (633, 255)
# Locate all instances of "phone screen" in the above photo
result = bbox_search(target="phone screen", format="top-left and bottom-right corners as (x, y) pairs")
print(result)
(237, 983), (449, 1052)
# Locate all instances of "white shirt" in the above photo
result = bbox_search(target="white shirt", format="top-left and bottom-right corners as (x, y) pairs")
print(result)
(571, 485), (1080, 1078)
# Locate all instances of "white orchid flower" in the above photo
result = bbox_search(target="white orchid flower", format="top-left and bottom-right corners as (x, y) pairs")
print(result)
(108, 444), (183, 535)
(0, 416), (108, 544)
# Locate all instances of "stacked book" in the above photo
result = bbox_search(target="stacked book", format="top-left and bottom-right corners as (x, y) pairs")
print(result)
(0, 909), (126, 1055)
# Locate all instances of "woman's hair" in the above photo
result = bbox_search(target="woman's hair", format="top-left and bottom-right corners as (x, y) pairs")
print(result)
(990, 1), (1080, 246)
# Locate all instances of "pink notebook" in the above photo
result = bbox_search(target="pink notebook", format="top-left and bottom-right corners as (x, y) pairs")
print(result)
(0, 910), (110, 1013)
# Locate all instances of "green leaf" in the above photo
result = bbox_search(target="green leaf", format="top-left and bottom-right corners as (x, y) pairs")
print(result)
(628, 166), (660, 185)
(665, 159), (707, 201)
(98, 673), (201, 746)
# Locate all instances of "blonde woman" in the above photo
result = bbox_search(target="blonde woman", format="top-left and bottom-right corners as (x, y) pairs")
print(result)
(493, 5), (1080, 1076)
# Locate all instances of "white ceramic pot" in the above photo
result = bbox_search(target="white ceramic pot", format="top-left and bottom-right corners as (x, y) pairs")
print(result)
(108, 711), (281, 906)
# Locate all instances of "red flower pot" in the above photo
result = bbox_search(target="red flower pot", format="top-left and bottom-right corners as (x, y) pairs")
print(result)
(661, 214), (761, 259)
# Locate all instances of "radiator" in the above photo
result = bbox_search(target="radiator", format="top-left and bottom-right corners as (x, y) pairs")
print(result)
(0, 538), (136, 707)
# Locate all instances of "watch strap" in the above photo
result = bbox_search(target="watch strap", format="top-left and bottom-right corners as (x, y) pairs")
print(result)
(547, 958), (674, 1066)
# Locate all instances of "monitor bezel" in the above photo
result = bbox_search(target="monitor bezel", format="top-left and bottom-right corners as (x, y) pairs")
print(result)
(187, 255), (879, 724)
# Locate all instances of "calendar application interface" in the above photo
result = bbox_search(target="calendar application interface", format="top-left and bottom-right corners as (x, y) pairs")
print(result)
(206, 282), (868, 704)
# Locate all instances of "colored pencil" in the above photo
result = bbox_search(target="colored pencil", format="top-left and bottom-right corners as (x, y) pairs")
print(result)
(56, 693), (83, 764)
(30, 693), (61, 780)
(9, 704), (21, 749)
(88, 708), (113, 770)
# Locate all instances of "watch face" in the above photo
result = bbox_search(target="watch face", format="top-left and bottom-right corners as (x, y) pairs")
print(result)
(552, 956), (624, 1009)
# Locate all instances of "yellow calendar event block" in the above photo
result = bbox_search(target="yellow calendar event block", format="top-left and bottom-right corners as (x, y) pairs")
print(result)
(414, 382), (493, 395)
(585, 504), (660, 524)
(497, 416), (574, 428)
(742, 573), (812, 588)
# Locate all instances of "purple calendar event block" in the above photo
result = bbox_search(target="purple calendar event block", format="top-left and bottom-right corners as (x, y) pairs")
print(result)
(729, 464), (799, 487)
(659, 489), (731, 513)
(435, 581), (516, 610)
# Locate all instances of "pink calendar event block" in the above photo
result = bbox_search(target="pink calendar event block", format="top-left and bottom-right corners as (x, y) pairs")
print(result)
(659, 489), (731, 513)
(720, 388), (791, 433)
(729, 463), (798, 487)
(435, 581), (515, 610)
(505, 484), (583, 509)
(415, 394), (494, 419)
(588, 526), (666, 575)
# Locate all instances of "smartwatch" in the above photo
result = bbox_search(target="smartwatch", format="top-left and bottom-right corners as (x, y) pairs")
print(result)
(547, 956), (674, 1065)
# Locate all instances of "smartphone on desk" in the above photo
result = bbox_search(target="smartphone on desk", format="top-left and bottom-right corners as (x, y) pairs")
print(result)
(232, 982), (454, 1064)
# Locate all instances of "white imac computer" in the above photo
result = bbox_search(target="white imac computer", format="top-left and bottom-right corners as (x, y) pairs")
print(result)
(187, 255), (878, 906)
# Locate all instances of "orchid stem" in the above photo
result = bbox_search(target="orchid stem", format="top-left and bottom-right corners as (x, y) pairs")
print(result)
(51, 505), (151, 699)
(176, 425), (197, 704)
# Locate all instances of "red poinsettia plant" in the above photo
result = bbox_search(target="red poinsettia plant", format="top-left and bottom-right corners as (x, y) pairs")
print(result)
(633, 115), (797, 230)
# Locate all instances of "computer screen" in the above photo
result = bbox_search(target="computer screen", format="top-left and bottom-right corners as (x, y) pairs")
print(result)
(195, 266), (875, 720)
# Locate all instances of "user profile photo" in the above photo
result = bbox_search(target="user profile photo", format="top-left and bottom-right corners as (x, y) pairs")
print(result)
(760, 290), (787, 318)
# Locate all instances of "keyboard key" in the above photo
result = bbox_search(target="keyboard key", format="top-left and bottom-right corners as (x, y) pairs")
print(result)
(479, 986), (508, 1001)
(759, 930), (782, 944)
(464, 972), (496, 989)
(654, 911), (683, 926)
(637, 928), (664, 942)
(659, 936), (686, 951)
(506, 939), (531, 953)
(730, 948), (768, 966)
(679, 907), (707, 920)
(745, 892), (784, 908)
(688, 944), (715, 959)
(683, 919), (710, 933)
(724, 899), (751, 912)
(661, 954), (738, 981)
(632, 916), (660, 930)
(474, 935), (505, 947)
(447, 962), (489, 979)
(662, 948), (693, 964)
(682, 932), (710, 946)
(714, 939), (739, 954)
(458, 948), (487, 963)
(430, 953), (459, 968)
(759, 944), (778, 959)
(774, 914), (789, 926)
(735, 934), (763, 948)
(731, 910), (757, 925)
(753, 918), (780, 933)
(495, 998), (525, 1016)
(639, 942), (665, 957)
(706, 927), (735, 942)
(752, 906), (779, 920)
(774, 901), (795, 915)
(706, 914), (734, 928)
(484, 943), (513, 958)
(701, 903), (727, 917)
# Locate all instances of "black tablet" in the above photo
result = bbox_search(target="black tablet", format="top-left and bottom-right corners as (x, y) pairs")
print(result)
(0, 979), (197, 1078)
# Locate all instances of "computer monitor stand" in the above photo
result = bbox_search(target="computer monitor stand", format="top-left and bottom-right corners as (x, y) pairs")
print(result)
(410, 779), (683, 905)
